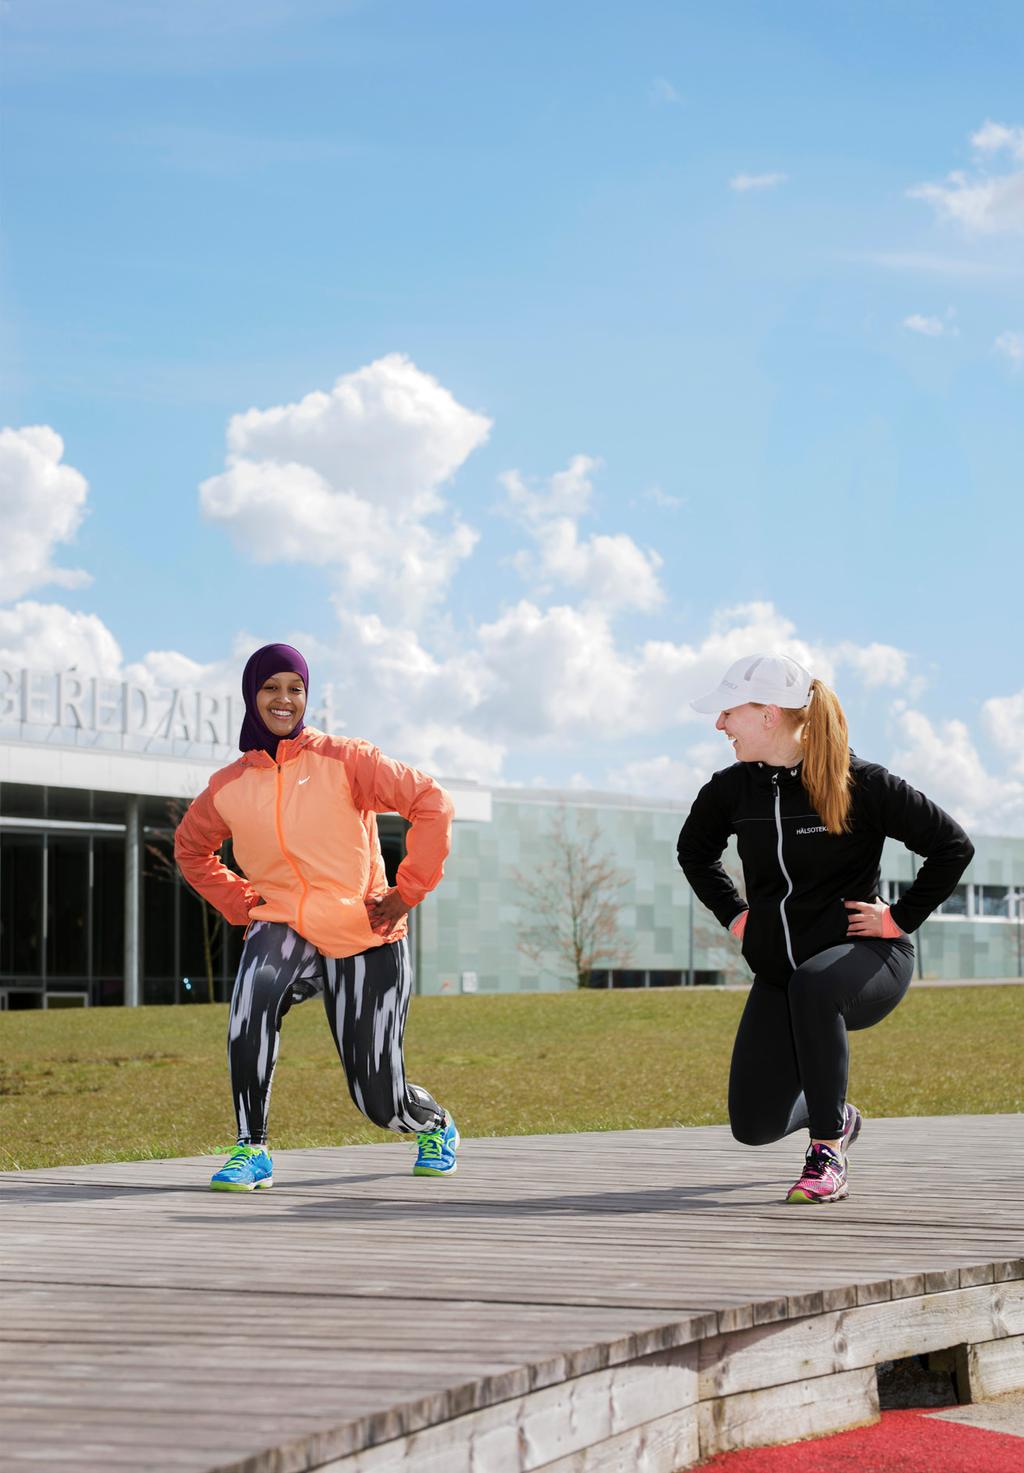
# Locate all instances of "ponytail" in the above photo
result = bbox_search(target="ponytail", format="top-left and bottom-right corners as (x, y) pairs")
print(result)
(794, 680), (852, 834)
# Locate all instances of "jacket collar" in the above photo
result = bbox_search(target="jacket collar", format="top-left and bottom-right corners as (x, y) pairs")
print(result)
(752, 758), (804, 784)
(241, 725), (320, 768)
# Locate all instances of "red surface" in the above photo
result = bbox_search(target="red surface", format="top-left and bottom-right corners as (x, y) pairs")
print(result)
(702, 1407), (1023, 1472)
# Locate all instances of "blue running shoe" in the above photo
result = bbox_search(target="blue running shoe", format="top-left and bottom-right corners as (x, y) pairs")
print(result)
(210, 1143), (273, 1192)
(413, 1115), (460, 1176)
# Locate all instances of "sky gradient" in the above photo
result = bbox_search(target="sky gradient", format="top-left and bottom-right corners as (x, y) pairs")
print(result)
(1, 1), (1021, 831)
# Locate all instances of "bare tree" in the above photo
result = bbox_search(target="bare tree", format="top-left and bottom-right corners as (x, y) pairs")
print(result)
(688, 845), (750, 984)
(514, 805), (633, 988)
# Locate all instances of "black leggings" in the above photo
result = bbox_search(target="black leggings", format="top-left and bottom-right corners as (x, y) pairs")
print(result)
(227, 921), (444, 1146)
(728, 938), (915, 1143)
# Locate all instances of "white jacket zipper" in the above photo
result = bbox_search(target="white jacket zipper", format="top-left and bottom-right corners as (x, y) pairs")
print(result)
(772, 772), (797, 970)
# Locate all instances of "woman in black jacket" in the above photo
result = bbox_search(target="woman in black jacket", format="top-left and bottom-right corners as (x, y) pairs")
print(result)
(677, 653), (974, 1203)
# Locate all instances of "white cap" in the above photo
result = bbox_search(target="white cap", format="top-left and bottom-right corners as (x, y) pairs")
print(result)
(690, 653), (814, 714)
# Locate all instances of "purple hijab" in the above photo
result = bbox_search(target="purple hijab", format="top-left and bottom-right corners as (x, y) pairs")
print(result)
(238, 643), (310, 759)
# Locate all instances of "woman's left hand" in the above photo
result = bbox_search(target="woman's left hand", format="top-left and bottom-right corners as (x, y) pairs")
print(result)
(844, 897), (901, 937)
(366, 887), (411, 933)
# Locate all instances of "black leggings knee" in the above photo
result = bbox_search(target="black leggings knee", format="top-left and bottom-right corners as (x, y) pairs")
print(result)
(728, 938), (914, 1143)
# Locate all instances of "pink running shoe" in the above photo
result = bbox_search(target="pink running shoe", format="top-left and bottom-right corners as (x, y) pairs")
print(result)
(786, 1143), (849, 1204)
(840, 1102), (863, 1156)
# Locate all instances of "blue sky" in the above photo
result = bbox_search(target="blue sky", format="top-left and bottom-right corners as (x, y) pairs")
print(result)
(2, 1), (1022, 828)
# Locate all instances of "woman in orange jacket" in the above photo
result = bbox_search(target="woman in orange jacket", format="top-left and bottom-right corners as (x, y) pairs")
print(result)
(174, 643), (459, 1190)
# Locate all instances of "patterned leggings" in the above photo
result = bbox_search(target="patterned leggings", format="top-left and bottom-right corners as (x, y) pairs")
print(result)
(227, 921), (444, 1146)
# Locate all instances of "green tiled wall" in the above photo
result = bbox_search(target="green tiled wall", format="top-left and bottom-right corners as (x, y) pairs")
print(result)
(414, 798), (1022, 993)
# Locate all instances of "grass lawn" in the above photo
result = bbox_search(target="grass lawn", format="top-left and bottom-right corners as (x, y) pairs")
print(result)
(1, 986), (1021, 1170)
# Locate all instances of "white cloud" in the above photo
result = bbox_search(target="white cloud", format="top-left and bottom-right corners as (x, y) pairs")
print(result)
(729, 172), (787, 192)
(902, 314), (946, 337)
(994, 330), (1024, 368)
(222, 354), (490, 505)
(889, 707), (1024, 836)
(971, 120), (1024, 160)
(0, 426), (91, 601)
(516, 523), (664, 613)
(503, 456), (663, 612)
(421, 599), (907, 751)
(502, 453), (597, 525)
(603, 741), (725, 804)
(832, 641), (910, 688)
(199, 354), (491, 618)
(856, 251), (1015, 280)
(650, 77), (681, 105)
(644, 485), (684, 509)
(122, 641), (253, 696)
(0, 600), (123, 677)
(982, 690), (1024, 775)
(910, 121), (1024, 235)
(474, 600), (636, 740)
(387, 722), (506, 786)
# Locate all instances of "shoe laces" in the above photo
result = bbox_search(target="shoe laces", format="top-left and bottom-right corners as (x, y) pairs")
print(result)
(416, 1128), (444, 1159)
(802, 1143), (840, 1180)
(226, 1143), (260, 1166)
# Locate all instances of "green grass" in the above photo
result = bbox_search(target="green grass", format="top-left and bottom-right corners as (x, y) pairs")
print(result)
(1, 987), (1021, 1170)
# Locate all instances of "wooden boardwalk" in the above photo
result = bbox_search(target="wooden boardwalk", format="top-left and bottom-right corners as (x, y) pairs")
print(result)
(1, 1116), (1022, 1473)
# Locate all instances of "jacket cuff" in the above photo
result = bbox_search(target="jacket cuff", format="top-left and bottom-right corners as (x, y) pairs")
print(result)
(729, 909), (748, 939)
(884, 903), (909, 937)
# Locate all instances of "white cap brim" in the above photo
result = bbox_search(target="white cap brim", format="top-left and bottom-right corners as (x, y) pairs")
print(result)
(690, 686), (732, 714)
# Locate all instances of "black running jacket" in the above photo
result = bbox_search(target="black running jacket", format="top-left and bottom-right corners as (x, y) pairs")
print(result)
(676, 755), (974, 985)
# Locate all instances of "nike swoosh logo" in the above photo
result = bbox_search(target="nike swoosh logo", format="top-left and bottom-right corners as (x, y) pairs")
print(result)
(298, 777), (310, 785)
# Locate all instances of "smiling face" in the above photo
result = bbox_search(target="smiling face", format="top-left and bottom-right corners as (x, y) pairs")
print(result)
(715, 702), (778, 763)
(255, 671), (307, 738)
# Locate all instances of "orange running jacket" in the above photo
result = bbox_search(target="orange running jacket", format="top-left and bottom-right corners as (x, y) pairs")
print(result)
(174, 727), (454, 959)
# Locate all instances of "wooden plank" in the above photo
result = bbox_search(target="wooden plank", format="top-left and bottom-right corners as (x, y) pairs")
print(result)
(698, 1366), (879, 1458)
(959, 1264), (995, 1288)
(855, 1280), (892, 1307)
(526, 1408), (699, 1473)
(960, 1334), (1024, 1400)
(307, 1348), (698, 1473)
(698, 1282), (1024, 1399)
(0, 1115), (1020, 1473)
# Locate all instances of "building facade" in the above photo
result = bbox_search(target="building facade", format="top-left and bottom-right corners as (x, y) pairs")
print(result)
(1, 665), (1021, 1007)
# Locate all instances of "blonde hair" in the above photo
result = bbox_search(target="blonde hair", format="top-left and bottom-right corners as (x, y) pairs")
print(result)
(781, 679), (852, 835)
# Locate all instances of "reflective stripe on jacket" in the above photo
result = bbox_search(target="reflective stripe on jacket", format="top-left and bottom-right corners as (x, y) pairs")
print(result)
(173, 726), (454, 959)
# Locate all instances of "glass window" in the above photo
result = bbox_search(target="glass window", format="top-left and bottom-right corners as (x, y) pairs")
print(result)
(0, 783), (46, 819)
(92, 790), (127, 824)
(978, 885), (1009, 918)
(47, 836), (90, 978)
(378, 816), (408, 887)
(92, 836), (125, 981)
(1, 832), (44, 976)
(610, 970), (646, 989)
(649, 970), (685, 987)
(144, 795), (184, 832)
(143, 835), (177, 982)
(179, 889), (223, 1002)
(45, 787), (94, 821)
(939, 886), (968, 916)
